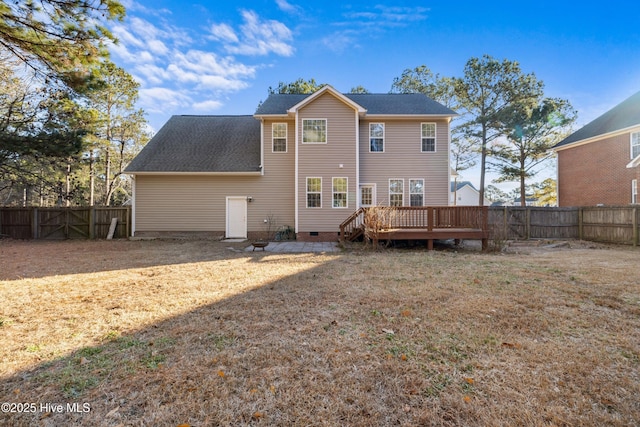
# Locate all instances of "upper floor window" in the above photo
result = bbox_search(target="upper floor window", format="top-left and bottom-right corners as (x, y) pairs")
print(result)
(409, 179), (424, 206)
(303, 119), (327, 143)
(389, 179), (403, 206)
(370, 123), (384, 152)
(306, 177), (322, 208)
(631, 132), (640, 159)
(332, 177), (348, 208)
(421, 123), (436, 152)
(272, 123), (287, 152)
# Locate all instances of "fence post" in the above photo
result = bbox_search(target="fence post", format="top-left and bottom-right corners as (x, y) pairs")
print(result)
(633, 207), (638, 247)
(32, 207), (38, 239)
(503, 206), (508, 238)
(126, 206), (131, 238)
(578, 207), (584, 241)
(526, 207), (531, 240)
(89, 207), (95, 239)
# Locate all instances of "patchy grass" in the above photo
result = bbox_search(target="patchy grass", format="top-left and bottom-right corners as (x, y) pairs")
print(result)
(0, 239), (639, 426)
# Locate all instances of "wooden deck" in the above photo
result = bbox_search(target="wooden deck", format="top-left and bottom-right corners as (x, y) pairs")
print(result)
(339, 206), (489, 250)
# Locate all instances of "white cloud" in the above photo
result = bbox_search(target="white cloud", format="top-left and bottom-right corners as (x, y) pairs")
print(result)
(322, 5), (429, 52)
(321, 30), (360, 53)
(210, 23), (239, 43)
(138, 87), (192, 113)
(209, 10), (294, 57)
(343, 5), (430, 26)
(107, 6), (295, 124)
(193, 100), (224, 111)
(275, 0), (300, 14)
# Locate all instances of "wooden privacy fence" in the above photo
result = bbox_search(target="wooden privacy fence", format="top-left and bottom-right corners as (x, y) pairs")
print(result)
(489, 206), (640, 246)
(0, 207), (131, 240)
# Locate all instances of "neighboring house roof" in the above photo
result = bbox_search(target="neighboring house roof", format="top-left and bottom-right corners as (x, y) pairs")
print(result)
(255, 91), (457, 117)
(125, 115), (261, 173)
(450, 181), (478, 192)
(554, 91), (640, 149)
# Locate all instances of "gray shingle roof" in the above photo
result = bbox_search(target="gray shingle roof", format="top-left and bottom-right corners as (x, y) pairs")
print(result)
(450, 181), (478, 192)
(255, 93), (457, 116)
(554, 91), (640, 148)
(125, 115), (261, 173)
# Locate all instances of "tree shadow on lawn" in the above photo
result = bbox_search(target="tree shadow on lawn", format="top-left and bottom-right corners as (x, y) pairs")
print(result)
(0, 239), (250, 280)
(2, 250), (418, 426)
(0, 249), (498, 427)
(1, 247), (638, 426)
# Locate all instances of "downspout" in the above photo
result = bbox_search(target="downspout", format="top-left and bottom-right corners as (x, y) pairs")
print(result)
(131, 175), (136, 237)
(294, 112), (299, 234)
(260, 120), (265, 176)
(355, 110), (360, 209)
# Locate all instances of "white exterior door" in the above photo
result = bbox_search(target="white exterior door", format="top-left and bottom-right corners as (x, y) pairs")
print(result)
(226, 197), (247, 238)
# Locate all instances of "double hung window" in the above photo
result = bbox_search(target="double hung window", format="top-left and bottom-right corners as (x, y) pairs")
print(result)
(631, 132), (640, 159)
(332, 178), (348, 208)
(421, 123), (436, 152)
(370, 123), (384, 152)
(389, 179), (404, 206)
(307, 178), (322, 208)
(409, 179), (424, 206)
(272, 123), (287, 152)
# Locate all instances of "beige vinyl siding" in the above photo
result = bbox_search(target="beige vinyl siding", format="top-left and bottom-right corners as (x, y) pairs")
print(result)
(135, 161), (295, 235)
(359, 119), (450, 206)
(297, 92), (358, 232)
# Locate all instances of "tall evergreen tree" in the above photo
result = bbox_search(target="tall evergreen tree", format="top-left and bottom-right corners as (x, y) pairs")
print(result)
(0, 0), (125, 93)
(491, 97), (576, 205)
(454, 55), (543, 205)
(84, 62), (148, 206)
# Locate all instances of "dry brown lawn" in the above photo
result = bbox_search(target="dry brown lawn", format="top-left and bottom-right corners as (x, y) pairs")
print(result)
(0, 239), (639, 426)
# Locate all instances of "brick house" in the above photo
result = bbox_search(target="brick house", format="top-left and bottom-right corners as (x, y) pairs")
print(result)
(553, 91), (640, 206)
(125, 85), (457, 240)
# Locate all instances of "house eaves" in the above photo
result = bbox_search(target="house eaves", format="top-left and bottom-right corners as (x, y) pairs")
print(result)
(553, 124), (640, 152)
(128, 171), (262, 176)
(365, 113), (457, 122)
(553, 90), (640, 151)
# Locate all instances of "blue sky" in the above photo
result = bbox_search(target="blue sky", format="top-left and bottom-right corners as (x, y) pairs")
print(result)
(109, 0), (640, 189)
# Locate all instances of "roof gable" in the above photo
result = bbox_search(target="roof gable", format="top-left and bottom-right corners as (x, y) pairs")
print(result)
(450, 181), (478, 192)
(287, 85), (366, 115)
(125, 115), (261, 173)
(554, 91), (640, 149)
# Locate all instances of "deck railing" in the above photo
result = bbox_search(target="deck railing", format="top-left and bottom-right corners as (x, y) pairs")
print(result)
(340, 206), (489, 241)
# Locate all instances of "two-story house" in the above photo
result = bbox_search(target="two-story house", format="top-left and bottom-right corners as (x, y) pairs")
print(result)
(553, 90), (640, 206)
(125, 85), (457, 240)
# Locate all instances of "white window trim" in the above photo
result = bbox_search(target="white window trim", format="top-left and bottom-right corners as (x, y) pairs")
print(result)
(409, 178), (425, 207)
(369, 122), (385, 153)
(306, 177), (322, 208)
(631, 131), (640, 159)
(633, 179), (638, 204)
(421, 122), (437, 153)
(272, 123), (287, 153)
(302, 118), (327, 144)
(389, 178), (404, 207)
(332, 177), (348, 209)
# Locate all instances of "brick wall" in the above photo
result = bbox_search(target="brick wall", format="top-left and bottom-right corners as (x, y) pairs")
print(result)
(557, 133), (638, 206)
